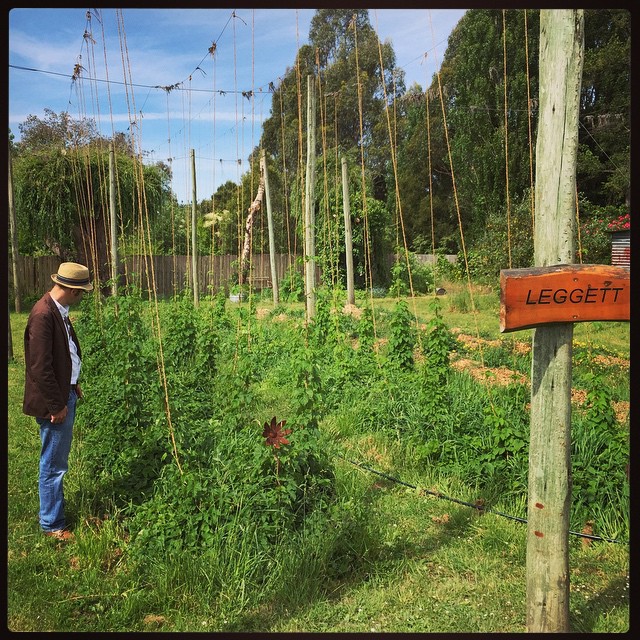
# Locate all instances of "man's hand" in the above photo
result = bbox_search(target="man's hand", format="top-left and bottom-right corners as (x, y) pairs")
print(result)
(50, 406), (68, 424)
(75, 384), (83, 399)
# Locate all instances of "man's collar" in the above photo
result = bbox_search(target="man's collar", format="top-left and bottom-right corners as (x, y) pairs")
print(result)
(51, 296), (69, 317)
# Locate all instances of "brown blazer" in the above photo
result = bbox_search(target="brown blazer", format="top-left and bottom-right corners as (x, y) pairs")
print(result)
(23, 292), (81, 418)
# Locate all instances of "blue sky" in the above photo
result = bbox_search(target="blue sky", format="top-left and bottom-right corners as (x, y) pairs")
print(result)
(9, 8), (466, 204)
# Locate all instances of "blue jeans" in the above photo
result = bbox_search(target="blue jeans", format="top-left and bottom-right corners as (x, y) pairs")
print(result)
(36, 389), (77, 532)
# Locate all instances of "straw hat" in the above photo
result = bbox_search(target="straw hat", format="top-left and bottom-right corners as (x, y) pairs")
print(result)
(51, 262), (94, 291)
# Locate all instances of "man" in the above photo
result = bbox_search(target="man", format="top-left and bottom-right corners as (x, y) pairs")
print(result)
(23, 262), (93, 541)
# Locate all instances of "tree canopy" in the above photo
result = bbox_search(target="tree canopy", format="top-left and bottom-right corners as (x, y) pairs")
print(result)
(11, 9), (630, 283)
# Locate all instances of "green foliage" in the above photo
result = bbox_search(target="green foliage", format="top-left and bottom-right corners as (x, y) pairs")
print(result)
(290, 346), (324, 430)
(279, 260), (305, 302)
(571, 372), (629, 525)
(161, 294), (199, 369)
(388, 251), (435, 297)
(127, 416), (335, 560)
(12, 119), (168, 262)
(76, 291), (169, 504)
(7, 286), (629, 632)
(387, 299), (416, 371)
(357, 305), (375, 353)
(577, 202), (626, 264)
(421, 297), (454, 391)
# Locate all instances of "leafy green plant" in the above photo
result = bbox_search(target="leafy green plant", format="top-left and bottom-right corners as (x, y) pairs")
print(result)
(77, 290), (169, 504)
(387, 299), (416, 370)
(571, 372), (629, 530)
(279, 259), (305, 302)
(290, 346), (324, 430)
(388, 250), (434, 297)
(419, 297), (455, 419)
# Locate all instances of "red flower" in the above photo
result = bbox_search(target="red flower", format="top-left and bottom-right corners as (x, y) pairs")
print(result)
(607, 213), (630, 231)
(262, 416), (292, 449)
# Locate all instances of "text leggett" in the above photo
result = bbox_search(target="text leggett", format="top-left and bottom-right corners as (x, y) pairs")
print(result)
(525, 286), (624, 305)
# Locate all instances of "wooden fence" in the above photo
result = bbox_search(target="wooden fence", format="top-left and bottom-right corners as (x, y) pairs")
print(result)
(9, 254), (306, 301)
(9, 253), (457, 303)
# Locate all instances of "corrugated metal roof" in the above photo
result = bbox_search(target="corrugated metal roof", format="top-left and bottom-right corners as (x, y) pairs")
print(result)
(611, 231), (630, 268)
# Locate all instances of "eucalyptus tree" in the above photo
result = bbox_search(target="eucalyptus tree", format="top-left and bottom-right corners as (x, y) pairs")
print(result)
(417, 8), (629, 276)
(432, 8), (541, 261)
(390, 83), (459, 254)
(578, 9), (630, 209)
(258, 9), (402, 285)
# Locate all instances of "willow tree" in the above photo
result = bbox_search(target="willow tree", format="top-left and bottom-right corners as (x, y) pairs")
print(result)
(12, 110), (169, 284)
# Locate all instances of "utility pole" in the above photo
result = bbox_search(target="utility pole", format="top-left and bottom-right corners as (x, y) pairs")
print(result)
(341, 156), (355, 306)
(261, 150), (279, 305)
(304, 74), (317, 321)
(191, 149), (199, 307)
(109, 143), (119, 296)
(526, 9), (584, 632)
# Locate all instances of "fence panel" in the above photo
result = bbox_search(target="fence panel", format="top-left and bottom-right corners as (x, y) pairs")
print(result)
(10, 254), (305, 301)
(10, 253), (455, 303)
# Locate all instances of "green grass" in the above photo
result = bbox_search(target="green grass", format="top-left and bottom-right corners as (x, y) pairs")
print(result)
(7, 292), (629, 633)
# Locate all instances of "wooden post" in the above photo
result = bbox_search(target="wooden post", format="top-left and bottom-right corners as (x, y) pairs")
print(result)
(8, 141), (22, 313)
(191, 149), (199, 307)
(261, 150), (279, 305)
(8, 306), (14, 362)
(526, 10), (584, 633)
(341, 156), (355, 306)
(304, 74), (317, 321)
(109, 144), (119, 296)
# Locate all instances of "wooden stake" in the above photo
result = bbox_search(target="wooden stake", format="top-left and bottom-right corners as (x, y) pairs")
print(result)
(261, 150), (279, 305)
(8, 141), (22, 313)
(109, 144), (119, 297)
(191, 149), (199, 306)
(526, 10), (584, 632)
(304, 74), (317, 321)
(341, 156), (355, 306)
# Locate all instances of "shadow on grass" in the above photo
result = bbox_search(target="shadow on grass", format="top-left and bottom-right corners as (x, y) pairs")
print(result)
(226, 480), (479, 632)
(570, 574), (629, 632)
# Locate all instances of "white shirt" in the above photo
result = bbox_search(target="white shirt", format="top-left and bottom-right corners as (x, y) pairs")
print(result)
(53, 298), (81, 385)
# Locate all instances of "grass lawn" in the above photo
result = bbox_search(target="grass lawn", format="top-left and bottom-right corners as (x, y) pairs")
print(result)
(7, 288), (629, 633)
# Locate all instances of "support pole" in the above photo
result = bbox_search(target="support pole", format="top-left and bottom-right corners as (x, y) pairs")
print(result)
(341, 156), (355, 306)
(191, 149), (199, 307)
(109, 143), (119, 296)
(8, 306), (13, 362)
(526, 9), (584, 633)
(8, 141), (21, 313)
(261, 150), (279, 305)
(304, 74), (317, 321)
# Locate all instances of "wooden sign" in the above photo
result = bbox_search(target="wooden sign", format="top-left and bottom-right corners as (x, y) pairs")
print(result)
(500, 264), (630, 332)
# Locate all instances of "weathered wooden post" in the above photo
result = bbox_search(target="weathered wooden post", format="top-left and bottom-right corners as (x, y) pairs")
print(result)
(526, 10), (583, 631)
(8, 141), (22, 313)
(304, 74), (317, 321)
(191, 149), (199, 307)
(109, 143), (119, 296)
(8, 305), (13, 362)
(341, 156), (355, 306)
(501, 10), (600, 632)
(261, 149), (279, 305)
